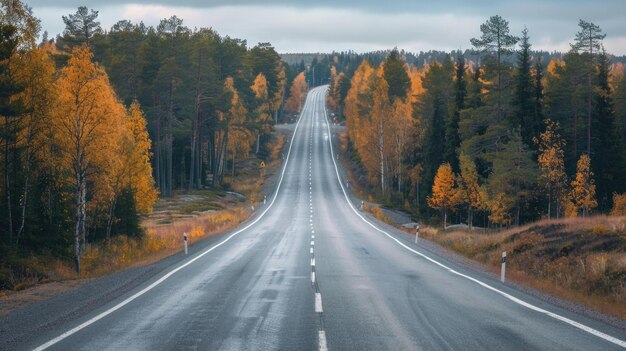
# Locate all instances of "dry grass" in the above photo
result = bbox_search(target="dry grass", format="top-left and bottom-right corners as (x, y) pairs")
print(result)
(363, 203), (393, 224)
(421, 216), (626, 320)
(80, 208), (250, 277)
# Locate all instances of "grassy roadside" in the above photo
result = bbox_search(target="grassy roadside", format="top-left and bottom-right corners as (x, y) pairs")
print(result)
(419, 218), (626, 320)
(0, 130), (288, 313)
(336, 129), (626, 321)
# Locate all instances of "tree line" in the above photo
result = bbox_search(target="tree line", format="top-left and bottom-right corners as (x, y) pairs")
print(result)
(327, 16), (626, 228)
(0, 1), (308, 274)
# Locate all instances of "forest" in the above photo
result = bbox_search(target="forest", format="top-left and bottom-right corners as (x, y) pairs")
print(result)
(326, 16), (626, 228)
(0, 1), (308, 276)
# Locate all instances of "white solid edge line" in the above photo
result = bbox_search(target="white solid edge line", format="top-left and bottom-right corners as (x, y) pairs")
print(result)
(32, 89), (321, 351)
(319, 86), (626, 349)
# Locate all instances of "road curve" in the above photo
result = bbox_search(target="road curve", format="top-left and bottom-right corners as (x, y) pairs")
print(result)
(20, 86), (626, 350)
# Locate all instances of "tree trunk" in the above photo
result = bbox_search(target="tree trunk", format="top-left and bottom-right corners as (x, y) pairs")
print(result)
(74, 173), (86, 274)
(232, 148), (236, 178)
(379, 118), (385, 197)
(105, 197), (117, 243)
(166, 80), (174, 197)
(5, 115), (13, 242)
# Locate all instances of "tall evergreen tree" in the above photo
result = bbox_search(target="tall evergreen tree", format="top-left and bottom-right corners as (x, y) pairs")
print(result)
(465, 64), (482, 109)
(512, 28), (537, 145)
(533, 58), (544, 133)
(60, 6), (102, 48)
(0, 24), (24, 244)
(470, 15), (519, 120)
(383, 48), (410, 101)
(444, 54), (465, 171)
(570, 20), (605, 155)
(591, 51), (626, 210)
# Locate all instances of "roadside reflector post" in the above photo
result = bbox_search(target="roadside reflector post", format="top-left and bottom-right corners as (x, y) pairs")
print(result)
(263, 195), (267, 205)
(415, 225), (420, 244)
(184, 232), (188, 255)
(501, 251), (506, 282)
(361, 200), (364, 210)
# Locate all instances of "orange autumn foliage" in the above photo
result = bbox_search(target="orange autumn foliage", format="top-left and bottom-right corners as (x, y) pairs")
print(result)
(285, 71), (308, 112)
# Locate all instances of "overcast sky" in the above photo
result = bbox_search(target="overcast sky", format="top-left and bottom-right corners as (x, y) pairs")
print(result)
(27, 0), (626, 55)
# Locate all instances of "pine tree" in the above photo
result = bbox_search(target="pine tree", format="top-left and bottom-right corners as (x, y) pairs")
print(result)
(470, 15), (519, 120)
(61, 6), (102, 48)
(570, 20), (605, 155)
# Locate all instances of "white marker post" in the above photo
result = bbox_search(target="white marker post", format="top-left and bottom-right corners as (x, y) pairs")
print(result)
(361, 200), (364, 210)
(415, 225), (420, 244)
(263, 195), (267, 205)
(183, 232), (188, 255)
(501, 251), (506, 282)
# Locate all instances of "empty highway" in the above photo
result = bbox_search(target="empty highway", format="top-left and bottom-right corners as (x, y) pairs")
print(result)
(12, 86), (626, 350)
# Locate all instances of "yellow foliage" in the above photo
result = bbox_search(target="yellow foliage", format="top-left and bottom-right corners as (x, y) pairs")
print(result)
(570, 154), (597, 217)
(547, 58), (564, 77)
(611, 193), (626, 216)
(428, 163), (458, 211)
(121, 101), (158, 214)
(489, 192), (512, 226)
(51, 47), (126, 222)
(285, 71), (308, 112)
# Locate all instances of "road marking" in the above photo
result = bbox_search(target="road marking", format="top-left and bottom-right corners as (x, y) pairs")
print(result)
(311, 258), (315, 267)
(310, 247), (314, 254)
(32, 79), (319, 351)
(315, 293), (323, 313)
(311, 271), (316, 283)
(318, 330), (328, 351)
(320, 87), (626, 349)
(311, 240), (314, 246)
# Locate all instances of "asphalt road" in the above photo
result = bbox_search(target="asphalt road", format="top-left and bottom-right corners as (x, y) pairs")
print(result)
(16, 86), (626, 350)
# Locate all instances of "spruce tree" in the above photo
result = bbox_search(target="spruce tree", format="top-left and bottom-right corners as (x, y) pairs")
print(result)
(591, 51), (626, 209)
(444, 54), (466, 171)
(533, 59), (544, 135)
(512, 28), (536, 145)
(383, 48), (410, 101)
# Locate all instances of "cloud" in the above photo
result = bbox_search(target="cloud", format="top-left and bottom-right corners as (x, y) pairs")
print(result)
(30, 2), (626, 55)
